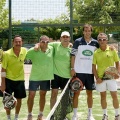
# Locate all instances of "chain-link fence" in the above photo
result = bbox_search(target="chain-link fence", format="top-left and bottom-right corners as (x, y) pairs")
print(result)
(0, 0), (120, 50)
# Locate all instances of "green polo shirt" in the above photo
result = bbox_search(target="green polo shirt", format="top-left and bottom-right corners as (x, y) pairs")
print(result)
(49, 42), (71, 78)
(2, 47), (27, 81)
(92, 46), (119, 78)
(26, 46), (54, 81)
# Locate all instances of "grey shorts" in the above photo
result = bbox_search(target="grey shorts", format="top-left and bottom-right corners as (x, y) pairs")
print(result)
(29, 80), (50, 91)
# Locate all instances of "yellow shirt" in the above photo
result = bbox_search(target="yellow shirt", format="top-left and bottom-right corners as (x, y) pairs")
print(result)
(92, 46), (119, 78)
(2, 47), (27, 81)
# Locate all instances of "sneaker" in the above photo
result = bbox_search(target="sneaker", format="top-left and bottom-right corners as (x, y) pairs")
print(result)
(87, 115), (95, 120)
(102, 114), (108, 120)
(37, 114), (43, 120)
(115, 114), (120, 120)
(27, 114), (32, 120)
(64, 118), (69, 120)
(72, 115), (78, 120)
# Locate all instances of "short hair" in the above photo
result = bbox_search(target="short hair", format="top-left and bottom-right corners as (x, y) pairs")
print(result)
(13, 35), (22, 41)
(97, 33), (108, 40)
(83, 24), (93, 32)
(39, 35), (49, 41)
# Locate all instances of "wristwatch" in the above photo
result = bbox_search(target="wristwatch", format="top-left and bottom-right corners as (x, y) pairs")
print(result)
(71, 68), (74, 70)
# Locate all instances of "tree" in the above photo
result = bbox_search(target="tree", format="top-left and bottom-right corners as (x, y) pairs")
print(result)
(0, 0), (8, 29)
(66, 0), (120, 24)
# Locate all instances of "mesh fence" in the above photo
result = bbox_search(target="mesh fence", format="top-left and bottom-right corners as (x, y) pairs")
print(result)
(10, 0), (68, 23)
(0, 0), (120, 50)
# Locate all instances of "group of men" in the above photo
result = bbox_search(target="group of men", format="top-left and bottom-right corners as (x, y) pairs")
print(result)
(0, 24), (120, 120)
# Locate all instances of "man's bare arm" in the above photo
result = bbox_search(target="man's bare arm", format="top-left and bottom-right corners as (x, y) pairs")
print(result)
(70, 56), (76, 77)
(0, 68), (6, 92)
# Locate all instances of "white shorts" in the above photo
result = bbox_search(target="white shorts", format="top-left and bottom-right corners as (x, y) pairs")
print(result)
(96, 79), (118, 92)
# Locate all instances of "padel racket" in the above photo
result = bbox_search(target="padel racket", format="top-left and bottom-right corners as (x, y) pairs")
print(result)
(2, 91), (17, 110)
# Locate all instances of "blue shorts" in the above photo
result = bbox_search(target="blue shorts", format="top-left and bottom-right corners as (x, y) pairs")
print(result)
(76, 73), (95, 90)
(29, 80), (50, 91)
(51, 74), (69, 89)
(5, 78), (26, 99)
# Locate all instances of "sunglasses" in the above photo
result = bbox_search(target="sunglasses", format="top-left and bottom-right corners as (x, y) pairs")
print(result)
(98, 38), (107, 41)
(40, 41), (49, 43)
(62, 36), (69, 38)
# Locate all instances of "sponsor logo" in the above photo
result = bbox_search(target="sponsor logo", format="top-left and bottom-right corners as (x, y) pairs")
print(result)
(82, 50), (93, 56)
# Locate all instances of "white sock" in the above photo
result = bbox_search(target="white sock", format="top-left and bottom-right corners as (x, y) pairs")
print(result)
(115, 108), (119, 116)
(103, 109), (107, 115)
(39, 111), (43, 115)
(15, 114), (18, 118)
(88, 108), (92, 116)
(73, 108), (77, 116)
(7, 115), (11, 119)
(28, 112), (32, 115)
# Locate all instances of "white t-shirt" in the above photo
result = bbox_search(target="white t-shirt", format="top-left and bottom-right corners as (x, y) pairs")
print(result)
(71, 37), (99, 74)
(75, 45), (96, 74)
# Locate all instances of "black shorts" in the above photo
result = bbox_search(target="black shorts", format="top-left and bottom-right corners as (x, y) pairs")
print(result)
(51, 74), (69, 89)
(5, 78), (26, 99)
(0, 90), (3, 97)
(76, 73), (95, 90)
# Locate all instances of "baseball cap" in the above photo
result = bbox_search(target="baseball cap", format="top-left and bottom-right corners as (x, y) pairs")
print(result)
(61, 31), (70, 37)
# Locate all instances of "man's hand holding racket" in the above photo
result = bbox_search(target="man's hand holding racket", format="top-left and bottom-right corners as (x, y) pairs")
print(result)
(69, 76), (83, 92)
(70, 68), (76, 77)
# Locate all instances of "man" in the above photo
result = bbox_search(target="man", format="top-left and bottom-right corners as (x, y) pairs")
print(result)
(34, 31), (71, 109)
(49, 31), (71, 109)
(26, 35), (54, 120)
(92, 33), (120, 120)
(70, 24), (99, 120)
(0, 35), (27, 120)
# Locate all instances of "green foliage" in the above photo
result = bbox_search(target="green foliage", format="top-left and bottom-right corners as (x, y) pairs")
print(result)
(0, 0), (8, 29)
(12, 27), (38, 44)
(39, 14), (70, 24)
(0, 0), (120, 49)
(66, 0), (120, 24)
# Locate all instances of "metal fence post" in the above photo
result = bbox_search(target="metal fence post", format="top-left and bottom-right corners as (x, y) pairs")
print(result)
(8, 0), (12, 48)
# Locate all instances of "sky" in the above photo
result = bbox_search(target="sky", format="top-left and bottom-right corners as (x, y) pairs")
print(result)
(6, 0), (68, 22)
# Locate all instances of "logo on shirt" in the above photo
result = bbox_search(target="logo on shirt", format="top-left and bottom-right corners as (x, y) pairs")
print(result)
(82, 50), (93, 56)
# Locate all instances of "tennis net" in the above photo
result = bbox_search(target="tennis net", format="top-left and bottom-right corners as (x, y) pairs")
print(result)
(46, 78), (73, 120)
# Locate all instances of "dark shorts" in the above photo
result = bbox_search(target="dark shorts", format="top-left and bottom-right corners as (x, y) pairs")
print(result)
(76, 73), (95, 90)
(5, 78), (26, 99)
(29, 80), (50, 91)
(51, 74), (69, 89)
(0, 90), (3, 97)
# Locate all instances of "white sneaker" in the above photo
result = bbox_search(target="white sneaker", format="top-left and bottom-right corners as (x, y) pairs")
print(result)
(64, 118), (69, 120)
(37, 114), (43, 120)
(72, 115), (78, 120)
(102, 114), (108, 120)
(87, 115), (95, 120)
(115, 114), (120, 120)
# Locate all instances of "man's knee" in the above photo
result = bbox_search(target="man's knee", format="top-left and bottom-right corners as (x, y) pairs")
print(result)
(51, 89), (58, 98)
(28, 92), (36, 99)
